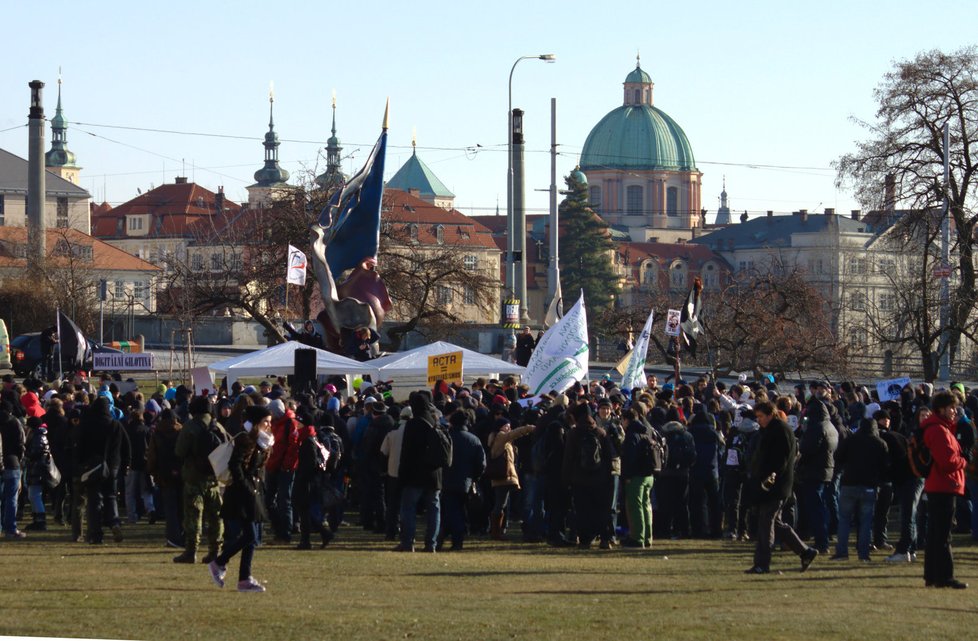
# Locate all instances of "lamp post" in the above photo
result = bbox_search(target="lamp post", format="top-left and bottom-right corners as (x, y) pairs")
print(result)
(506, 53), (555, 322)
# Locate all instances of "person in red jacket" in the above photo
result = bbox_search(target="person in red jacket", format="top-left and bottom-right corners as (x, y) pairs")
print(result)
(265, 399), (302, 543)
(921, 391), (968, 589)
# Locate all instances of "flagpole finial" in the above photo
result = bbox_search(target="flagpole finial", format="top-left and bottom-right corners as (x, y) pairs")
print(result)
(382, 98), (390, 130)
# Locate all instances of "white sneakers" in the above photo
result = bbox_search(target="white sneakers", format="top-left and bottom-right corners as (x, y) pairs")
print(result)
(884, 551), (916, 563)
(208, 561), (227, 588)
(237, 577), (266, 592)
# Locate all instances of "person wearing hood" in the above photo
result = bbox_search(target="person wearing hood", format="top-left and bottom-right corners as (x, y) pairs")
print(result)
(380, 406), (410, 541)
(920, 391), (968, 589)
(486, 415), (535, 541)
(440, 410), (486, 550)
(654, 419), (696, 540)
(0, 400), (27, 539)
(208, 404), (274, 592)
(722, 411), (759, 541)
(562, 402), (612, 549)
(78, 396), (131, 545)
(797, 398), (839, 554)
(43, 397), (70, 525)
(687, 406), (724, 539)
(833, 417), (888, 562)
(123, 405), (156, 525)
(23, 418), (56, 531)
(147, 409), (184, 548)
(396, 391), (446, 552)
(619, 408), (655, 548)
(20, 387), (45, 420)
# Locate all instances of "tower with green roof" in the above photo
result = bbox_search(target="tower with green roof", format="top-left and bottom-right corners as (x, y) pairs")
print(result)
(580, 55), (703, 238)
(45, 74), (81, 185)
(315, 93), (347, 191)
(386, 135), (455, 210)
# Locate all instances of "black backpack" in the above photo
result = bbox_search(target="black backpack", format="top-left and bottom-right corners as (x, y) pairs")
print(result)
(907, 427), (933, 479)
(425, 425), (453, 470)
(579, 430), (604, 473)
(665, 430), (695, 471)
(635, 430), (668, 477)
(320, 429), (343, 473)
(196, 417), (229, 475)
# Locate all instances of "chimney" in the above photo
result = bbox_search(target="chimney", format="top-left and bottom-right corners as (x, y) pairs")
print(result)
(175, 176), (188, 184)
(27, 80), (46, 265)
(884, 174), (896, 212)
(799, 209), (808, 223)
(824, 208), (835, 215)
(851, 209), (861, 221)
(691, 226), (699, 239)
(739, 210), (748, 223)
(215, 186), (225, 214)
(766, 210), (773, 218)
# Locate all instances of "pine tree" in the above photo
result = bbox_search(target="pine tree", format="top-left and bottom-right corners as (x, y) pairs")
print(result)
(558, 170), (619, 310)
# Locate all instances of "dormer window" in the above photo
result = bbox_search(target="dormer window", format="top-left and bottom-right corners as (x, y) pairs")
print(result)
(435, 224), (444, 245)
(127, 216), (144, 232)
(408, 223), (419, 242)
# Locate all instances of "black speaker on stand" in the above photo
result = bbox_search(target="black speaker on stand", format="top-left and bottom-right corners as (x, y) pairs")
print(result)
(293, 348), (317, 395)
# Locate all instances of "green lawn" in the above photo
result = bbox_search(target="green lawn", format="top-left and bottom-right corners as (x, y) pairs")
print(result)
(0, 520), (975, 641)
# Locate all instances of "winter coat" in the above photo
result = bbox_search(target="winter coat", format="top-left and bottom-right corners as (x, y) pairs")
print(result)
(620, 420), (653, 479)
(174, 413), (224, 485)
(361, 413), (395, 475)
(749, 417), (797, 501)
(79, 397), (130, 476)
(24, 425), (53, 486)
(688, 412), (724, 481)
(220, 433), (269, 522)
(43, 411), (69, 475)
(488, 425), (534, 489)
(561, 418), (609, 488)
(658, 421), (696, 478)
(266, 413), (302, 474)
(398, 409), (443, 490)
(879, 429), (912, 484)
(596, 415), (625, 476)
(443, 427), (486, 494)
(922, 413), (967, 496)
(147, 420), (182, 489)
(20, 391), (44, 419)
(835, 421), (888, 488)
(0, 408), (25, 470)
(125, 418), (153, 472)
(797, 400), (839, 483)
(722, 420), (758, 477)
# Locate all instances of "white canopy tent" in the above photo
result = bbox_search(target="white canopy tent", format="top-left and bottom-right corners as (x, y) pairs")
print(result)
(370, 341), (524, 380)
(208, 341), (377, 387)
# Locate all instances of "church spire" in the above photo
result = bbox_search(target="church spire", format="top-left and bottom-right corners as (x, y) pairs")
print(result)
(253, 82), (290, 187)
(316, 90), (347, 190)
(45, 69), (80, 183)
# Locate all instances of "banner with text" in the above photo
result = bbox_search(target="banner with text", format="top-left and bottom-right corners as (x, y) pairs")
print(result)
(524, 293), (589, 396)
(621, 309), (654, 390)
(427, 351), (464, 385)
(93, 352), (155, 371)
(876, 377), (911, 403)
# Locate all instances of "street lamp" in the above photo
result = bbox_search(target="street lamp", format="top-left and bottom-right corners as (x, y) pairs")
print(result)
(507, 54), (555, 322)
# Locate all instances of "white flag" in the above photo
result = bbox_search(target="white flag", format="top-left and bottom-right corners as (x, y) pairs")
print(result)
(543, 278), (563, 329)
(286, 245), (307, 286)
(621, 309), (654, 390)
(524, 293), (589, 396)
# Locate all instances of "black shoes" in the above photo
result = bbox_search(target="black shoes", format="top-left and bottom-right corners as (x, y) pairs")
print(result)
(932, 580), (969, 590)
(744, 566), (769, 574)
(800, 548), (819, 572)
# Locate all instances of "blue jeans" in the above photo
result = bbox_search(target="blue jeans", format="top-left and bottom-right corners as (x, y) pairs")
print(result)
(895, 477), (925, 554)
(217, 519), (261, 582)
(836, 485), (876, 560)
(523, 474), (546, 539)
(28, 484), (45, 515)
(798, 480), (831, 551)
(440, 490), (467, 547)
(267, 470), (295, 540)
(399, 486), (440, 550)
(966, 478), (978, 540)
(125, 470), (156, 523)
(1, 469), (22, 534)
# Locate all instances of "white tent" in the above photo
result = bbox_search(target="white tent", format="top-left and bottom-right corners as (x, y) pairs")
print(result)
(208, 341), (377, 386)
(370, 341), (524, 380)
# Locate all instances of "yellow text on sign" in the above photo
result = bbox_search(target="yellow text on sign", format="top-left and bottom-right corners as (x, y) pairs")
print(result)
(427, 350), (463, 385)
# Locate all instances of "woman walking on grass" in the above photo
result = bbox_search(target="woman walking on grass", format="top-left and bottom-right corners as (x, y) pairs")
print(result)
(208, 405), (273, 593)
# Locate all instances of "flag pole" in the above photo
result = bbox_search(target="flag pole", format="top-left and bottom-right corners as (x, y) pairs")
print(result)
(55, 307), (63, 381)
(673, 335), (681, 384)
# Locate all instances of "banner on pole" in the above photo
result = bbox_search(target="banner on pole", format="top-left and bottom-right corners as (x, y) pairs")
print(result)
(93, 352), (155, 371)
(523, 293), (589, 396)
(287, 245), (307, 286)
(427, 351), (463, 385)
(621, 310), (654, 390)
(665, 309), (681, 337)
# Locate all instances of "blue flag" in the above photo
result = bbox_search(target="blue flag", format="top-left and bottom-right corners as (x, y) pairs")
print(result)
(319, 124), (387, 277)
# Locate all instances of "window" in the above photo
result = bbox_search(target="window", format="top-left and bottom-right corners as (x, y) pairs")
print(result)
(114, 280), (124, 299)
(879, 293), (896, 312)
(0, 194), (4, 225)
(210, 253), (222, 271)
(191, 253), (204, 271)
(738, 260), (755, 273)
(670, 261), (687, 289)
(463, 286), (476, 305)
(626, 186), (644, 214)
(408, 223), (419, 242)
(849, 291), (866, 312)
(463, 255), (477, 271)
(641, 260), (657, 289)
(589, 185), (602, 210)
(57, 197), (69, 228)
(849, 257), (867, 275)
(127, 216), (143, 232)
(703, 263), (719, 289)
(666, 187), (678, 216)
(435, 224), (445, 245)
(133, 281), (146, 300)
(230, 252), (243, 271)
(436, 286), (452, 305)
(877, 258), (896, 275)
(849, 327), (867, 349)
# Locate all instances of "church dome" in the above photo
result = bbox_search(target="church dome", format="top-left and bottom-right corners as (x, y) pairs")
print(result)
(580, 105), (695, 172)
(624, 66), (652, 84)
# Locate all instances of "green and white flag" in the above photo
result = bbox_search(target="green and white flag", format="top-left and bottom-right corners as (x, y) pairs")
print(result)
(524, 293), (589, 396)
(621, 309), (654, 390)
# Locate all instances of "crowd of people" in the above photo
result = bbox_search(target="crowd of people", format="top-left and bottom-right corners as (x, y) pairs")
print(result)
(0, 368), (975, 591)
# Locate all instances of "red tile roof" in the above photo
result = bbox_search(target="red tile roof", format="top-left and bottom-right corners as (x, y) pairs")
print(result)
(91, 181), (241, 239)
(0, 227), (161, 273)
(383, 190), (498, 249)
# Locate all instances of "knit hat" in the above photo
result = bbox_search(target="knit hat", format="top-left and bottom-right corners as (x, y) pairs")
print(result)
(268, 399), (286, 419)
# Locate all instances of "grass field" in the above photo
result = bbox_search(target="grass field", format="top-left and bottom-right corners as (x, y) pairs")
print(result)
(0, 518), (975, 641)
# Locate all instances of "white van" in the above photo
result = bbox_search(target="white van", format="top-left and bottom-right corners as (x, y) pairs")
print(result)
(0, 319), (10, 369)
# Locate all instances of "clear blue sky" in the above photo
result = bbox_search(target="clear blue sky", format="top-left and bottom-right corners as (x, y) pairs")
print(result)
(1, 0), (973, 221)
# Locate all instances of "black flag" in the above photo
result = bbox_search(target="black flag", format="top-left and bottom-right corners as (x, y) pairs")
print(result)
(57, 310), (87, 371)
(679, 277), (704, 358)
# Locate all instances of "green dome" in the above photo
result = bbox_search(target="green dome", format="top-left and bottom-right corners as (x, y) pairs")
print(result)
(570, 166), (588, 185)
(625, 66), (652, 84)
(580, 105), (696, 172)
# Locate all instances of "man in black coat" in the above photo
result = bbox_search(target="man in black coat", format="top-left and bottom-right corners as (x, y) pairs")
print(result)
(746, 401), (818, 574)
(797, 399), (838, 553)
(0, 400), (27, 539)
(513, 326), (536, 367)
(396, 391), (444, 552)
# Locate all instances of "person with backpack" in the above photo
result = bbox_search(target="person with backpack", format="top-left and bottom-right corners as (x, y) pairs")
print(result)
(875, 408), (922, 563)
(920, 391), (968, 589)
(687, 406), (724, 539)
(796, 398), (838, 554)
(655, 419), (695, 540)
(173, 395), (227, 564)
(395, 391), (447, 552)
(595, 398), (625, 548)
(745, 401), (818, 575)
(78, 396), (131, 545)
(440, 410), (486, 550)
(208, 404), (274, 592)
(832, 417), (888, 562)
(146, 409), (184, 549)
(722, 412), (758, 541)
(620, 408), (658, 548)
(293, 418), (332, 550)
(264, 399), (302, 544)
(562, 402), (610, 549)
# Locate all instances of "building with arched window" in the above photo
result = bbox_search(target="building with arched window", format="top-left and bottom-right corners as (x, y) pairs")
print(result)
(580, 57), (702, 243)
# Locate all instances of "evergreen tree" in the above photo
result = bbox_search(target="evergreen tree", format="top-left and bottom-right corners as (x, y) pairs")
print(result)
(558, 170), (619, 310)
